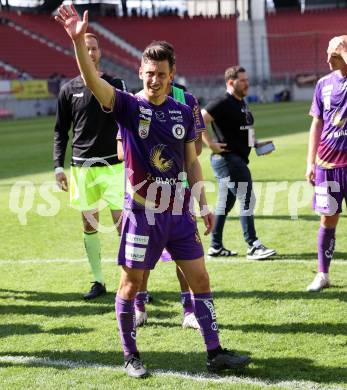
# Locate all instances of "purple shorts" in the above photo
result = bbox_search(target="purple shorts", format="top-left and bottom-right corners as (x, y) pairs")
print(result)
(313, 166), (347, 215)
(117, 209), (204, 270)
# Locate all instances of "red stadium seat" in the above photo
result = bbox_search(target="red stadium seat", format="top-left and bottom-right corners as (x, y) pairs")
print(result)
(0, 23), (78, 78)
(95, 15), (238, 78)
(266, 9), (347, 79)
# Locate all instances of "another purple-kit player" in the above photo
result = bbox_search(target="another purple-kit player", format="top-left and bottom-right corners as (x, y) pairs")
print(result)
(306, 35), (347, 292)
(56, 4), (251, 379)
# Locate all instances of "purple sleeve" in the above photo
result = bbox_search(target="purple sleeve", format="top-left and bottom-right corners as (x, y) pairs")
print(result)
(185, 92), (206, 132)
(111, 89), (138, 128)
(184, 107), (198, 143)
(309, 81), (323, 118)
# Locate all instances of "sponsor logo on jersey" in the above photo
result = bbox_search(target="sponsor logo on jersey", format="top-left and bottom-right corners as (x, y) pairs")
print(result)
(193, 104), (202, 128)
(322, 84), (333, 94)
(169, 109), (182, 115)
(326, 129), (347, 139)
(72, 92), (84, 97)
(155, 111), (166, 122)
(172, 123), (185, 139)
(332, 110), (346, 127)
(139, 106), (152, 116)
(139, 113), (151, 121)
(323, 95), (331, 110)
(138, 119), (150, 139)
(150, 144), (173, 172)
(170, 115), (183, 122)
(155, 177), (177, 185)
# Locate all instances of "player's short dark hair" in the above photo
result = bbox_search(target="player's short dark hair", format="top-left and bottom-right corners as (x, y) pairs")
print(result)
(142, 41), (176, 70)
(224, 66), (246, 82)
(84, 33), (99, 46)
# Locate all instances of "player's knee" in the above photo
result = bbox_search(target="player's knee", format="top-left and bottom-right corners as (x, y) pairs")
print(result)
(118, 277), (143, 299)
(321, 214), (339, 229)
(194, 271), (210, 292)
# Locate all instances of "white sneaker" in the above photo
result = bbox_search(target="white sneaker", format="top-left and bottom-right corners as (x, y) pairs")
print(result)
(247, 240), (276, 260)
(306, 272), (330, 292)
(182, 312), (200, 330)
(207, 246), (238, 258)
(135, 310), (148, 328)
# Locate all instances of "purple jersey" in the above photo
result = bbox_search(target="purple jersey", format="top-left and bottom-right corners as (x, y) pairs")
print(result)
(112, 90), (196, 210)
(310, 71), (347, 168)
(183, 92), (206, 133)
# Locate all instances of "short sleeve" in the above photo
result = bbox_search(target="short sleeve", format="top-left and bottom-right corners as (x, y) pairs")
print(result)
(185, 93), (206, 133)
(111, 89), (138, 129)
(204, 97), (225, 121)
(184, 106), (197, 143)
(310, 81), (323, 118)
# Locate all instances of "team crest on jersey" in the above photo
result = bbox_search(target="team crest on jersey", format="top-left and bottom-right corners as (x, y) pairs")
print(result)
(172, 124), (185, 139)
(150, 144), (173, 172)
(138, 119), (150, 139)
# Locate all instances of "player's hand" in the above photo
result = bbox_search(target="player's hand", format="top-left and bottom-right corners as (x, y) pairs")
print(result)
(210, 142), (230, 154)
(56, 172), (68, 192)
(55, 4), (88, 42)
(201, 209), (215, 235)
(305, 163), (315, 186)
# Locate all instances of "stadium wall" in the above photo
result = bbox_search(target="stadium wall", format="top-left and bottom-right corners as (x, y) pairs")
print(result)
(0, 96), (56, 118)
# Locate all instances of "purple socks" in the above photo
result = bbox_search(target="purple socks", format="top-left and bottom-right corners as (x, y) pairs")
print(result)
(135, 291), (147, 313)
(192, 292), (220, 351)
(115, 295), (137, 358)
(181, 291), (194, 316)
(317, 226), (335, 273)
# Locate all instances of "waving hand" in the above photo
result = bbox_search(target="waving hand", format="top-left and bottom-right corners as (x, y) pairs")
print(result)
(55, 4), (88, 42)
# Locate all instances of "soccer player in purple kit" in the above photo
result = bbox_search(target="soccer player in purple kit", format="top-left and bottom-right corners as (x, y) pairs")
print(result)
(306, 35), (347, 292)
(55, 4), (251, 379)
(129, 42), (206, 330)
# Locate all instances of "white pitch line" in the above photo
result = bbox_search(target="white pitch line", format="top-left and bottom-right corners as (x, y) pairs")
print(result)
(0, 258), (346, 266)
(0, 355), (344, 390)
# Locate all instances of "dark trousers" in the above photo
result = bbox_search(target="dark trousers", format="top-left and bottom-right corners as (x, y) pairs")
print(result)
(210, 153), (257, 248)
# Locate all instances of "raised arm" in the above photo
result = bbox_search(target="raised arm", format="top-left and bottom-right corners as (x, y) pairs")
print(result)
(55, 4), (114, 109)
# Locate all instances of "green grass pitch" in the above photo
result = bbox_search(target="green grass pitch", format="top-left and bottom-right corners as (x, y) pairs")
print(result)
(0, 102), (346, 390)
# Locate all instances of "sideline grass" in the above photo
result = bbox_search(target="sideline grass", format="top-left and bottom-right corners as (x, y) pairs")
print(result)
(0, 102), (346, 389)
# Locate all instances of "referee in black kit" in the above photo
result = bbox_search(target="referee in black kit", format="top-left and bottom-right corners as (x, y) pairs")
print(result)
(53, 32), (127, 299)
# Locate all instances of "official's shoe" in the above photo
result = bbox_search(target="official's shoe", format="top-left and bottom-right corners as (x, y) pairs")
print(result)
(135, 310), (148, 328)
(83, 282), (106, 300)
(182, 312), (200, 330)
(124, 354), (148, 378)
(207, 246), (238, 258)
(306, 272), (330, 292)
(207, 348), (251, 372)
(247, 240), (276, 260)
